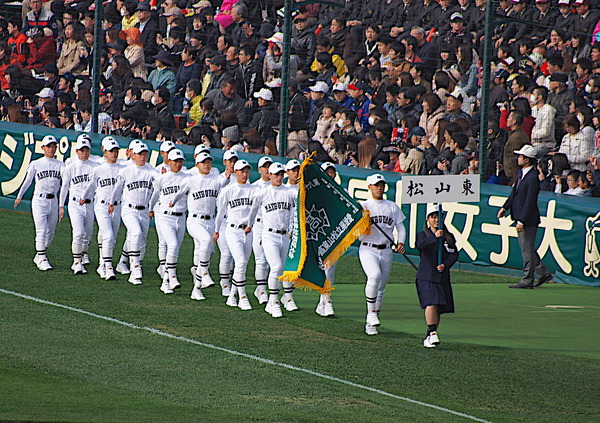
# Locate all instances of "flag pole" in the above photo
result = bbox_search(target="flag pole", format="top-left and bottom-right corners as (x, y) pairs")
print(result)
(371, 221), (418, 271)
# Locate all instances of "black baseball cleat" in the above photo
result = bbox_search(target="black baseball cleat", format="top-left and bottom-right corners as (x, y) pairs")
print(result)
(509, 282), (534, 289)
(534, 274), (553, 288)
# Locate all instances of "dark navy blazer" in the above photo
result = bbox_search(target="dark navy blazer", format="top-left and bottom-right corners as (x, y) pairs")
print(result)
(416, 230), (459, 283)
(502, 167), (541, 227)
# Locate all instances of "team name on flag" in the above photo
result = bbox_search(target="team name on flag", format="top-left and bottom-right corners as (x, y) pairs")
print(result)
(280, 155), (371, 294)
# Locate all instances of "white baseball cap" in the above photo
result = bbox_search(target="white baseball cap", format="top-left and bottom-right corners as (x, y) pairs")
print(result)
(223, 150), (239, 161)
(160, 140), (176, 153)
(285, 159), (301, 171)
(366, 174), (386, 185)
(258, 156), (274, 168)
(321, 162), (336, 172)
(265, 78), (282, 88)
(426, 203), (442, 217)
(194, 144), (210, 155)
(267, 32), (283, 44)
(268, 162), (285, 174)
(332, 82), (347, 92)
(514, 144), (537, 159)
(195, 152), (213, 163)
(233, 159), (251, 171)
(41, 135), (58, 146)
(75, 134), (92, 150)
(253, 88), (273, 101)
(132, 143), (149, 154)
(101, 136), (119, 151)
(309, 81), (329, 93)
(36, 87), (54, 99)
(128, 139), (144, 150)
(168, 149), (185, 161)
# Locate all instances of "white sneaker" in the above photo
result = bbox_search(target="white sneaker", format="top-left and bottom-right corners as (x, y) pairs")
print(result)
(190, 265), (197, 277)
(423, 336), (436, 348)
(190, 287), (206, 300)
(221, 281), (231, 297)
(131, 265), (143, 280)
(225, 290), (238, 307)
(169, 276), (181, 290)
(282, 294), (299, 311)
(429, 332), (440, 345)
(116, 261), (130, 275)
(366, 312), (380, 327)
(156, 264), (165, 277)
(72, 262), (86, 275)
(36, 257), (53, 271)
(104, 266), (116, 280)
(81, 253), (91, 265)
(365, 324), (378, 335)
(323, 299), (335, 317)
(269, 300), (282, 318)
(96, 264), (106, 279)
(238, 295), (252, 310)
(315, 301), (326, 316)
(160, 277), (173, 294)
(200, 273), (215, 289)
(33, 255), (41, 268)
(128, 273), (143, 285)
(254, 286), (268, 304)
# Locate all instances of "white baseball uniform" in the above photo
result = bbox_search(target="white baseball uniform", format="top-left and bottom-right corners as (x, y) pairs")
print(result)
(84, 161), (125, 272)
(216, 171), (234, 290)
(111, 163), (158, 282)
(251, 176), (271, 300)
(59, 157), (99, 266)
(215, 181), (258, 302)
(16, 156), (65, 265)
(359, 199), (406, 316)
(149, 170), (189, 287)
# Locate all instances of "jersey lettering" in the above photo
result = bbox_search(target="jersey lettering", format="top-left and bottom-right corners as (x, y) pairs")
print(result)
(126, 180), (152, 190)
(370, 215), (394, 226)
(264, 201), (292, 213)
(37, 170), (61, 180)
(228, 197), (252, 208)
(192, 189), (219, 200)
(71, 174), (90, 185)
(161, 185), (180, 195)
(98, 177), (116, 188)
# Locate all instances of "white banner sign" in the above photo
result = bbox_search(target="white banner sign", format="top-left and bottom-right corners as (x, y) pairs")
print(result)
(401, 175), (480, 204)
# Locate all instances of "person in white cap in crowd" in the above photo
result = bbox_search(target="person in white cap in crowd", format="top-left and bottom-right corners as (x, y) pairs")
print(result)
(248, 88), (279, 140)
(156, 140), (176, 174)
(359, 173), (406, 336)
(331, 82), (353, 108)
(172, 151), (228, 300)
(253, 162), (296, 317)
(251, 155), (274, 305)
(416, 203), (458, 348)
(213, 159), (258, 310)
(109, 142), (158, 285)
(307, 81), (329, 134)
(82, 136), (125, 280)
(59, 134), (99, 274)
(315, 162), (338, 317)
(216, 149), (238, 295)
(14, 135), (65, 271)
(149, 149), (190, 294)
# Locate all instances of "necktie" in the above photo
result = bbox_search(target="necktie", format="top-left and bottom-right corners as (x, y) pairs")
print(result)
(515, 171), (523, 190)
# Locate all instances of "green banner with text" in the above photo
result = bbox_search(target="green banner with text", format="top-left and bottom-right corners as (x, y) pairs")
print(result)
(1, 122), (598, 287)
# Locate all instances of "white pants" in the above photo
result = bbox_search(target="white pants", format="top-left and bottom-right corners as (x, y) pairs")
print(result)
(68, 200), (95, 247)
(155, 212), (186, 261)
(262, 230), (290, 291)
(217, 222), (233, 281)
(359, 246), (393, 312)
(95, 202), (121, 263)
(225, 225), (253, 282)
(252, 220), (269, 283)
(187, 216), (215, 265)
(31, 197), (58, 253)
(121, 209), (150, 263)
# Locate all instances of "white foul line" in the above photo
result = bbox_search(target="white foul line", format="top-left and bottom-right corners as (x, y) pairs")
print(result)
(0, 288), (492, 423)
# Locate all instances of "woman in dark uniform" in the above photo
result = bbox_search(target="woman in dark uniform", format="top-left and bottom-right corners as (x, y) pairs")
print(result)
(415, 204), (458, 348)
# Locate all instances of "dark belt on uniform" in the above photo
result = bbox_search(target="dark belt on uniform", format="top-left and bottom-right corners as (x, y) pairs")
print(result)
(163, 211), (184, 216)
(100, 200), (120, 205)
(229, 223), (248, 229)
(192, 214), (212, 220)
(128, 204), (146, 210)
(361, 242), (389, 249)
(38, 193), (55, 199)
(267, 228), (287, 235)
(72, 197), (92, 203)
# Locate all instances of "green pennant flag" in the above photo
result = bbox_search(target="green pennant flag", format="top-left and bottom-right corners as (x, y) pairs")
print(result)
(280, 156), (371, 294)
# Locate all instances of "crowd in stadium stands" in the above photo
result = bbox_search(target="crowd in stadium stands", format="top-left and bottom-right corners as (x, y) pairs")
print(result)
(0, 0), (599, 195)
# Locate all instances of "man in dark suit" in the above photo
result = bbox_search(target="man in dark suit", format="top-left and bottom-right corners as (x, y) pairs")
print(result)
(135, 3), (159, 63)
(498, 145), (553, 289)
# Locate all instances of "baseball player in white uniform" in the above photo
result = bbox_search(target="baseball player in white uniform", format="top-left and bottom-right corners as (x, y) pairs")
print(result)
(253, 162), (296, 317)
(359, 174), (406, 335)
(214, 159), (257, 310)
(109, 142), (158, 285)
(316, 162), (338, 317)
(251, 156), (274, 304)
(156, 141), (176, 174)
(149, 149), (189, 294)
(115, 139), (146, 274)
(173, 151), (228, 300)
(14, 135), (65, 271)
(59, 135), (99, 274)
(83, 136), (124, 280)
(216, 150), (237, 296)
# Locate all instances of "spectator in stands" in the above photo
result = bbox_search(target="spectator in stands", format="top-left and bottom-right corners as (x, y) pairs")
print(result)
(24, 0), (58, 38)
(504, 110), (529, 183)
(530, 86), (556, 156)
(556, 113), (594, 171)
(150, 86), (176, 130)
(148, 50), (176, 97)
(205, 77), (246, 127)
(25, 27), (56, 71)
(57, 22), (85, 75)
(554, 170), (584, 195)
(185, 79), (203, 126)
(121, 27), (147, 80)
(249, 88), (279, 141)
(7, 17), (27, 67)
(135, 3), (159, 63)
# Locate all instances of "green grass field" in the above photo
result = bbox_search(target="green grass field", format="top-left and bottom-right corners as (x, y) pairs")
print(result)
(1, 209), (599, 423)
